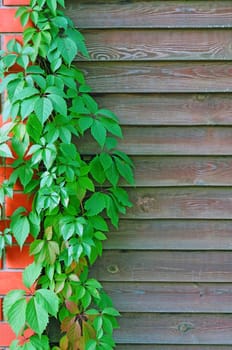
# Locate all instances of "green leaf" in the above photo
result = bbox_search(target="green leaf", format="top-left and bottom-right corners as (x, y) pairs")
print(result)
(82, 94), (98, 114)
(30, 335), (50, 350)
(26, 297), (49, 335)
(34, 97), (53, 124)
(29, 212), (41, 238)
(47, 0), (57, 15)
(90, 156), (106, 184)
(85, 192), (107, 216)
(91, 120), (106, 148)
(57, 37), (77, 65)
(78, 117), (93, 134)
(14, 87), (39, 101)
(3, 290), (25, 320)
(0, 143), (14, 158)
(10, 210), (30, 248)
(21, 97), (39, 119)
(48, 94), (67, 116)
(114, 157), (134, 185)
(26, 114), (42, 142)
(18, 165), (34, 187)
(99, 153), (113, 171)
(86, 340), (97, 350)
(89, 216), (108, 232)
(23, 262), (42, 289)
(100, 117), (122, 138)
(105, 163), (119, 187)
(102, 307), (120, 317)
(7, 298), (27, 335)
(35, 289), (59, 317)
(94, 231), (107, 241)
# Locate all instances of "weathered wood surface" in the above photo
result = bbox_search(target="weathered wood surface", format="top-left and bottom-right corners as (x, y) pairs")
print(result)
(95, 93), (232, 126)
(91, 251), (232, 282)
(68, 0), (232, 347)
(104, 282), (232, 313)
(79, 29), (232, 61)
(78, 126), (232, 156)
(115, 313), (232, 344)
(77, 62), (232, 93)
(106, 220), (232, 250)
(66, 1), (232, 29)
(126, 187), (232, 219)
(121, 156), (232, 187)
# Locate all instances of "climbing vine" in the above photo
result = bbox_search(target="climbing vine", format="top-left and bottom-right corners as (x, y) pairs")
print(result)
(0, 0), (134, 349)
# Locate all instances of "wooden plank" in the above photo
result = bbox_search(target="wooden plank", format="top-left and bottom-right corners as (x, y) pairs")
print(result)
(126, 187), (232, 219)
(103, 282), (232, 313)
(90, 251), (232, 282)
(106, 219), (232, 250)
(94, 93), (232, 126)
(78, 126), (232, 156)
(127, 156), (232, 187)
(115, 313), (232, 344)
(79, 29), (232, 61)
(66, 1), (232, 29)
(77, 62), (232, 93)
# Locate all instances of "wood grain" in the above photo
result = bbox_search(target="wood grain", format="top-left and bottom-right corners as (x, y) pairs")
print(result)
(126, 156), (232, 187)
(77, 62), (232, 93)
(66, 1), (232, 29)
(106, 219), (232, 250)
(126, 187), (232, 219)
(94, 93), (232, 126)
(78, 126), (232, 156)
(79, 29), (232, 61)
(91, 251), (232, 282)
(104, 282), (232, 313)
(115, 313), (232, 344)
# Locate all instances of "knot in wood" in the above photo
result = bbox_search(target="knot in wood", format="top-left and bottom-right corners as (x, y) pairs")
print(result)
(178, 322), (194, 333)
(107, 264), (119, 274)
(137, 195), (156, 213)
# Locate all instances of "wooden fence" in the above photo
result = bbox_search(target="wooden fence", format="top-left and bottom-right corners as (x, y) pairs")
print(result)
(70, 0), (232, 348)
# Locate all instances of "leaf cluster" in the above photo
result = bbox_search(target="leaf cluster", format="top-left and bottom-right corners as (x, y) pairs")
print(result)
(0, 0), (134, 349)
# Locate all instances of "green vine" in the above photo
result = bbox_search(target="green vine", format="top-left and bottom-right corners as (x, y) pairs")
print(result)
(0, 1), (134, 349)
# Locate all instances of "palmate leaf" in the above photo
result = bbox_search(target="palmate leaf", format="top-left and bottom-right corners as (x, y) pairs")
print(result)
(3, 290), (25, 320)
(57, 37), (77, 65)
(8, 298), (27, 336)
(26, 297), (49, 335)
(23, 262), (43, 288)
(85, 192), (107, 216)
(0, 143), (14, 158)
(35, 289), (59, 317)
(91, 120), (106, 149)
(10, 208), (30, 248)
(34, 97), (53, 125)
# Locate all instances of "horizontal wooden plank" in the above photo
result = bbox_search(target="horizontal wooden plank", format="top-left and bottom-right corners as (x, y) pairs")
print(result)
(104, 282), (232, 313)
(116, 347), (232, 350)
(126, 156), (232, 187)
(79, 29), (232, 61)
(66, 1), (232, 29)
(94, 93), (232, 126)
(115, 313), (232, 344)
(126, 187), (232, 219)
(77, 62), (232, 93)
(106, 219), (232, 250)
(79, 126), (232, 156)
(91, 251), (232, 282)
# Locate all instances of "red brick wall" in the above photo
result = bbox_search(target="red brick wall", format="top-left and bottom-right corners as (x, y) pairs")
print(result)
(0, 0), (30, 348)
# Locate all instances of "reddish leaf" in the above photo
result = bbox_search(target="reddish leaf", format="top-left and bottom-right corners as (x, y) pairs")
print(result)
(61, 316), (75, 333)
(65, 300), (80, 314)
